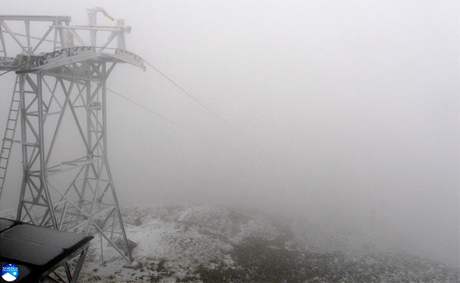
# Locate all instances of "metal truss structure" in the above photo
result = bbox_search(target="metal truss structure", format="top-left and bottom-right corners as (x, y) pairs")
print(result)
(0, 8), (145, 262)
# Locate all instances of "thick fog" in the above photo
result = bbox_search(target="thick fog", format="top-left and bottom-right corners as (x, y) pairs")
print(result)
(1, 0), (459, 268)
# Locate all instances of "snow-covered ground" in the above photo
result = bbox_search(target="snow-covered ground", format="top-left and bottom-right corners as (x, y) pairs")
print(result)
(80, 205), (459, 282)
(80, 205), (280, 282)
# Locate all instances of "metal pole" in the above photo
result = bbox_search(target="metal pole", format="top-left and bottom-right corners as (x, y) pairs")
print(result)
(16, 74), (27, 221)
(101, 62), (132, 261)
(37, 72), (58, 228)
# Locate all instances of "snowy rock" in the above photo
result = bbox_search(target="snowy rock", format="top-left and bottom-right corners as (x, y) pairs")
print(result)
(80, 204), (460, 283)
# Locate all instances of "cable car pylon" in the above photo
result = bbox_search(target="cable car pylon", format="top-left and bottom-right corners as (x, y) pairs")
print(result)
(0, 8), (145, 262)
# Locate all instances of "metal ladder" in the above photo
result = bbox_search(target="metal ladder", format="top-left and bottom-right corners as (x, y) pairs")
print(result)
(0, 77), (20, 200)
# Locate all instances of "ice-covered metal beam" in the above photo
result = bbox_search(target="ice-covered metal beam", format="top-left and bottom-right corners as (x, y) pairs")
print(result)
(0, 15), (70, 22)
(0, 47), (145, 73)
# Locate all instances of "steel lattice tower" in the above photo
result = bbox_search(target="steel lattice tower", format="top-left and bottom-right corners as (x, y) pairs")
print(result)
(0, 9), (145, 262)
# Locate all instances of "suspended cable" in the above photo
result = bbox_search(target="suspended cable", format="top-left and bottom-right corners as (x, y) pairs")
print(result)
(143, 60), (232, 126)
(0, 70), (13, 77)
(1, 28), (231, 126)
(106, 87), (181, 128)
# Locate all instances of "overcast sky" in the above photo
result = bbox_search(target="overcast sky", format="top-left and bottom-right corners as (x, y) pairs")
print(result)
(0, 0), (459, 267)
